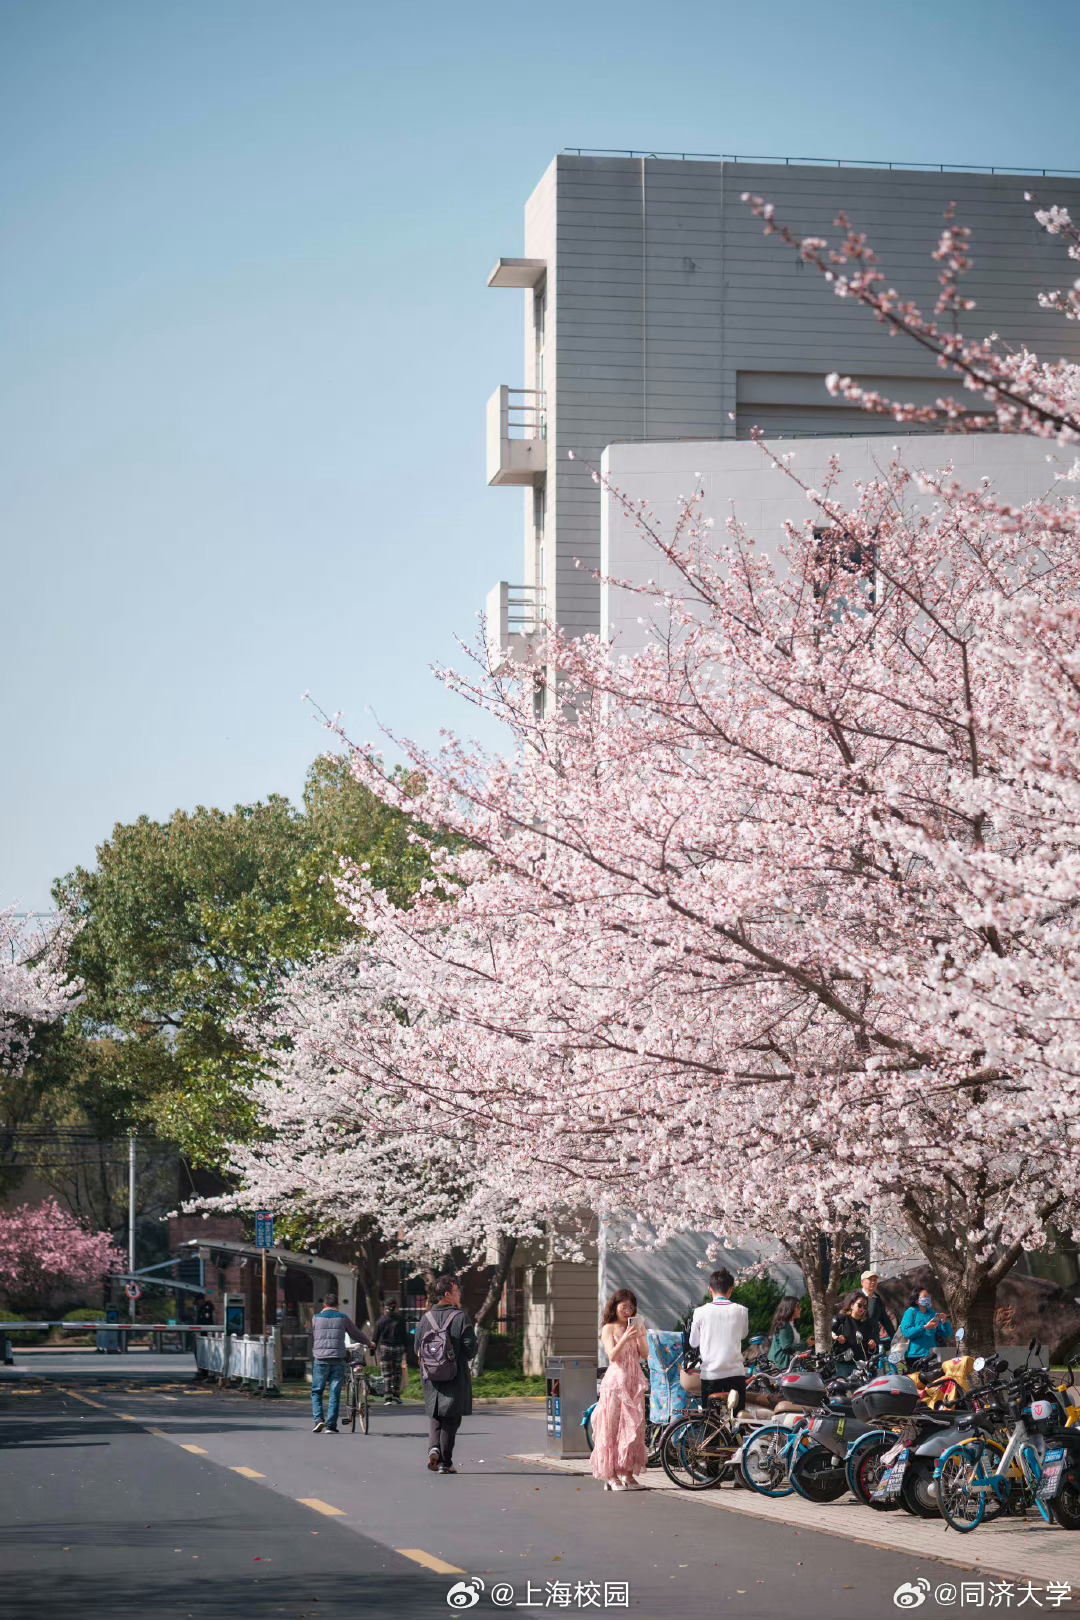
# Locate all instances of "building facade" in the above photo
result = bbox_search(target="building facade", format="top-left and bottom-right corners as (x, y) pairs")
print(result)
(486, 151), (1080, 665)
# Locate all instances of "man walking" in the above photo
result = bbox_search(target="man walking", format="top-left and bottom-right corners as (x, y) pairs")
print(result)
(415, 1274), (477, 1474)
(688, 1267), (750, 1413)
(311, 1288), (372, 1435)
(373, 1298), (408, 1405)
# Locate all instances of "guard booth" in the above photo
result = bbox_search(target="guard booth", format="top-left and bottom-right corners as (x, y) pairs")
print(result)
(545, 1355), (596, 1458)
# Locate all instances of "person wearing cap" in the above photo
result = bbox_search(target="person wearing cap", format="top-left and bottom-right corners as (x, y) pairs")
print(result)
(860, 1270), (895, 1354)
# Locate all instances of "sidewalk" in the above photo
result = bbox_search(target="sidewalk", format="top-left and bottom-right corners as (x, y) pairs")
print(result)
(515, 1451), (1080, 1594)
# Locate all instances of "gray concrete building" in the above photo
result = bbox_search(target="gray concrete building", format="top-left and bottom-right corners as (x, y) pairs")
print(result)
(486, 151), (1080, 669)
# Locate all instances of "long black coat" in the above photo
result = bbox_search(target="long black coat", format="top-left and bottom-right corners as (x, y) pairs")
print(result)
(417, 1303), (477, 1421)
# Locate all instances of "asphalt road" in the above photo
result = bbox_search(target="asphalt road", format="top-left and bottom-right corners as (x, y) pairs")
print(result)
(0, 1357), (976, 1620)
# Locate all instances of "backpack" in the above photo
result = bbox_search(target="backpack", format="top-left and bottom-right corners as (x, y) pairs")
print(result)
(417, 1309), (462, 1382)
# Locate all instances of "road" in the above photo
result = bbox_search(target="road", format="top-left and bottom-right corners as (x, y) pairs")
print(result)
(0, 1354), (993, 1620)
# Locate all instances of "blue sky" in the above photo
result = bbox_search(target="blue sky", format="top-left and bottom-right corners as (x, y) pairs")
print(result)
(4, 0), (1078, 909)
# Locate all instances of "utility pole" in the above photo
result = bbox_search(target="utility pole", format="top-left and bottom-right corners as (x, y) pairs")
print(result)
(128, 1135), (136, 1327)
(262, 1246), (269, 1396)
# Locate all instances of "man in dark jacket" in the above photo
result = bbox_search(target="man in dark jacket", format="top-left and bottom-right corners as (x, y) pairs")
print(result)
(311, 1288), (373, 1435)
(861, 1271), (896, 1362)
(416, 1274), (477, 1474)
(373, 1299), (408, 1405)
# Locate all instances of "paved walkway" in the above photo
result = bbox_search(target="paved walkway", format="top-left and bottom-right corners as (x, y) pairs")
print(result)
(516, 1452), (1080, 1593)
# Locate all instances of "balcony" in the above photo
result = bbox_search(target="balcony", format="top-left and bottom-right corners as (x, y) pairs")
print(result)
(485, 582), (546, 671)
(487, 386), (547, 487)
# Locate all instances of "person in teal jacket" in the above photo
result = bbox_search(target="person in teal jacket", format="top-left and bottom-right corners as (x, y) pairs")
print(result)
(768, 1296), (805, 1370)
(899, 1287), (953, 1358)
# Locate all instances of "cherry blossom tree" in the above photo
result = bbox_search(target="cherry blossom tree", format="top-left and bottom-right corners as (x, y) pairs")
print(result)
(246, 196), (1080, 1353)
(371, 431), (1079, 1345)
(0, 1198), (122, 1305)
(0, 909), (77, 1079)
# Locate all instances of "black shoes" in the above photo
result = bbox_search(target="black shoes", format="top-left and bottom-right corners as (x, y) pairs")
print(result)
(312, 1420), (325, 1433)
(427, 1447), (442, 1471)
(325, 1424), (339, 1434)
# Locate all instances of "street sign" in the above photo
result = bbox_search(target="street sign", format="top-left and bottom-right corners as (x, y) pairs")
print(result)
(125, 1282), (143, 1301)
(255, 1212), (274, 1250)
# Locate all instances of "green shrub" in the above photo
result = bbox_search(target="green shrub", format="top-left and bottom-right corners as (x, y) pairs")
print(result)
(0, 1311), (47, 1346)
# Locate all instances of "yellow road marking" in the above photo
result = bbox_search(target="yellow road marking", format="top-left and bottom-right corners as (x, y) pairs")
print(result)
(118, 1414), (138, 1422)
(147, 1427), (167, 1437)
(396, 1549), (467, 1575)
(297, 1498), (346, 1517)
(58, 1388), (109, 1411)
(231, 1466), (265, 1478)
(180, 1443), (208, 1454)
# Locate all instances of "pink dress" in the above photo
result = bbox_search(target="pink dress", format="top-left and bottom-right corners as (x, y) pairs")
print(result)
(590, 1333), (648, 1482)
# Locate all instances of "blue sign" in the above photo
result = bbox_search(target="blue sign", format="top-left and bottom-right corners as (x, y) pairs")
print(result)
(255, 1212), (274, 1250)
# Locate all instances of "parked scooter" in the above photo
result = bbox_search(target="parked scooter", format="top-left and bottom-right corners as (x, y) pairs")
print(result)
(931, 1343), (1080, 1532)
(791, 1367), (922, 1505)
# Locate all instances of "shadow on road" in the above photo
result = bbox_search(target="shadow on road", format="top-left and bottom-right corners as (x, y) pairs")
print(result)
(0, 1569), (449, 1619)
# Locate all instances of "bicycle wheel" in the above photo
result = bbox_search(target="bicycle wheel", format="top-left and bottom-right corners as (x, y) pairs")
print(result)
(347, 1371), (358, 1433)
(660, 1416), (733, 1491)
(739, 1424), (796, 1497)
(790, 1442), (848, 1504)
(937, 1443), (988, 1532)
(358, 1375), (370, 1435)
(645, 1419), (665, 1469)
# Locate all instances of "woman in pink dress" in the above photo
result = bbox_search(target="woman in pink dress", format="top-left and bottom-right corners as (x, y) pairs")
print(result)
(591, 1288), (649, 1491)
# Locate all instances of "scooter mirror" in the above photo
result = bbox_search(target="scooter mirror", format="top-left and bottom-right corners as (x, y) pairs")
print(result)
(974, 1356), (986, 1372)
(955, 1327), (965, 1343)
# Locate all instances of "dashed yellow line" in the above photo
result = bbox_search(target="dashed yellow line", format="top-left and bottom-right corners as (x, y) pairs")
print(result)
(297, 1498), (346, 1517)
(396, 1548), (467, 1575)
(147, 1427), (167, 1437)
(231, 1466), (265, 1479)
(180, 1443), (208, 1454)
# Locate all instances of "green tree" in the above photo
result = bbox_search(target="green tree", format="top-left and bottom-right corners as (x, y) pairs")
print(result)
(52, 757), (429, 1166)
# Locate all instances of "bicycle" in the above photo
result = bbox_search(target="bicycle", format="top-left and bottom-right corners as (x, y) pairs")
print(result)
(660, 1390), (745, 1490)
(342, 1358), (384, 1435)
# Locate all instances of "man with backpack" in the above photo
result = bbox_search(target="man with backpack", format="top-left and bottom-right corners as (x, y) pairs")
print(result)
(415, 1274), (477, 1474)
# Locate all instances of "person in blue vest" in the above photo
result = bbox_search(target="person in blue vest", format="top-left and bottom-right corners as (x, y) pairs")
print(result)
(311, 1288), (372, 1434)
(899, 1287), (953, 1359)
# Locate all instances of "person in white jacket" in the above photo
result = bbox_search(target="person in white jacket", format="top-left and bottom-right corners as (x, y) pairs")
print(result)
(688, 1267), (750, 1413)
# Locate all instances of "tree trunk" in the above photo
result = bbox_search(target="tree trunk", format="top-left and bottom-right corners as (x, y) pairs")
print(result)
(471, 1233), (517, 1378)
(784, 1232), (841, 1352)
(355, 1232), (382, 1331)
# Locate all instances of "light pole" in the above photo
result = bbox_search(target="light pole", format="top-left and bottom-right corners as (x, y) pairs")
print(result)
(128, 1134), (136, 1327)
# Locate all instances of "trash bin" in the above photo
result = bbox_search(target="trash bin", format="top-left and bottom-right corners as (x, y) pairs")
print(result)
(545, 1355), (597, 1459)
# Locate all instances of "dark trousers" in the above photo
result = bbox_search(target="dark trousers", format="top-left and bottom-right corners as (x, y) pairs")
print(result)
(429, 1414), (461, 1465)
(701, 1375), (747, 1415)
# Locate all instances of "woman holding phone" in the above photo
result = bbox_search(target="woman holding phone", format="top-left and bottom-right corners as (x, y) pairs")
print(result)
(591, 1288), (649, 1492)
(899, 1287), (953, 1358)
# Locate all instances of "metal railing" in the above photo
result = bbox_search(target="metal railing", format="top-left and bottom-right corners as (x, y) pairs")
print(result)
(507, 387), (547, 440)
(507, 584), (546, 636)
(563, 148), (1080, 178)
